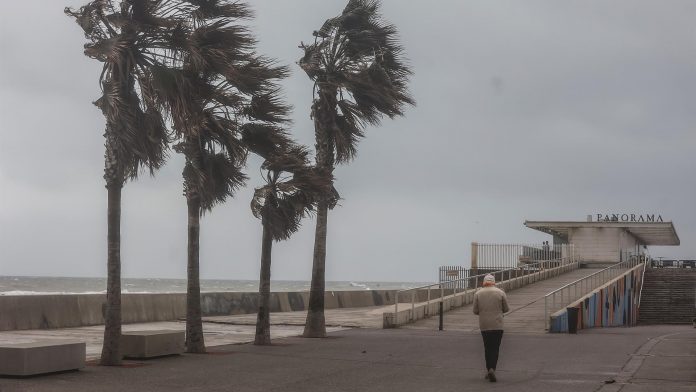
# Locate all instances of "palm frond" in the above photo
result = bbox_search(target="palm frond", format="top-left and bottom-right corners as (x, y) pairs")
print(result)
(244, 90), (292, 123)
(250, 143), (336, 242)
(241, 123), (290, 159)
(183, 149), (247, 212)
(298, 0), (414, 165)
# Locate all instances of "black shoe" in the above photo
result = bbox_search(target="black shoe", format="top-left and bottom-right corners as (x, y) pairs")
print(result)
(488, 369), (497, 382)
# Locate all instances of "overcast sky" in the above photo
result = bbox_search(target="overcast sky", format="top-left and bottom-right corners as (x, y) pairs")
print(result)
(1, 1), (695, 283)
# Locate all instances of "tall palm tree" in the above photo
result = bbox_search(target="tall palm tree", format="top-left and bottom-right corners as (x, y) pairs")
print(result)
(298, 0), (414, 337)
(244, 132), (333, 345)
(65, 0), (178, 365)
(146, 1), (290, 352)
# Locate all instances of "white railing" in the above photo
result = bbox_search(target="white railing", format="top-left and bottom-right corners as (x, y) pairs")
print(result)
(394, 256), (577, 325)
(472, 243), (576, 270)
(543, 258), (644, 330)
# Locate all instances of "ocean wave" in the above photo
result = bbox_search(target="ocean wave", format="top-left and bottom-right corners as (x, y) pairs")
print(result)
(0, 290), (105, 296)
(0, 289), (173, 296)
(349, 282), (371, 290)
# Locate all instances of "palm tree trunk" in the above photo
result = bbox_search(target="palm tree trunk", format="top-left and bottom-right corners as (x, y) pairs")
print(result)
(254, 222), (273, 345)
(100, 183), (122, 365)
(303, 87), (336, 338)
(185, 195), (206, 353)
(303, 199), (328, 337)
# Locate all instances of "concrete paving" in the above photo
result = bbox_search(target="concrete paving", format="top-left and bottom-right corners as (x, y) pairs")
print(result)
(0, 304), (408, 361)
(0, 267), (617, 362)
(0, 267), (693, 391)
(0, 321), (348, 360)
(407, 268), (608, 333)
(0, 325), (693, 392)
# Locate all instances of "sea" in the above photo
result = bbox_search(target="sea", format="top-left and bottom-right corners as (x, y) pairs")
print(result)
(0, 276), (433, 296)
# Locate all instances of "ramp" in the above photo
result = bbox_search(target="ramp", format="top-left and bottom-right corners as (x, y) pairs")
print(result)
(404, 268), (603, 333)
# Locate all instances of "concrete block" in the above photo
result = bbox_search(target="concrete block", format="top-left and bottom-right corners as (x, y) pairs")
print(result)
(121, 330), (184, 359)
(0, 340), (85, 376)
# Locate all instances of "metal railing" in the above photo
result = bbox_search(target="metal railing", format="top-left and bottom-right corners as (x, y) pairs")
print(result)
(472, 243), (575, 270)
(395, 256), (578, 324)
(638, 260), (648, 308)
(543, 258), (644, 330)
(650, 259), (696, 268)
(438, 266), (469, 289)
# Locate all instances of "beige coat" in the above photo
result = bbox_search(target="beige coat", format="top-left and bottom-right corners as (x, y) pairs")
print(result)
(473, 286), (510, 331)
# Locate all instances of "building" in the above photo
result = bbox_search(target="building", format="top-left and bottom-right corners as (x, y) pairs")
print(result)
(524, 214), (680, 266)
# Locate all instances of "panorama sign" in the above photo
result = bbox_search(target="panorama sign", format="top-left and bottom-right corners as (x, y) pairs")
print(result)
(594, 214), (664, 223)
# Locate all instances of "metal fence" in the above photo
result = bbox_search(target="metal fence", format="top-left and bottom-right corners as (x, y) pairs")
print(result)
(650, 259), (696, 268)
(438, 266), (508, 289)
(438, 266), (469, 289)
(472, 243), (575, 270)
(543, 257), (644, 330)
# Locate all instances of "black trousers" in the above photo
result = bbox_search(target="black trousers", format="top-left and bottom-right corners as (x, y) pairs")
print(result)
(481, 330), (504, 370)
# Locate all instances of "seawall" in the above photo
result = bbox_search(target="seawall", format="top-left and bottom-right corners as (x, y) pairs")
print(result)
(0, 290), (397, 331)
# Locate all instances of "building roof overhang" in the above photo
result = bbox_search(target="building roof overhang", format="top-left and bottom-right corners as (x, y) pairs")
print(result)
(524, 220), (680, 246)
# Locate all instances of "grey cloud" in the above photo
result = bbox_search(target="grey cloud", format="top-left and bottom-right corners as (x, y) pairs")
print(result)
(1, 1), (695, 283)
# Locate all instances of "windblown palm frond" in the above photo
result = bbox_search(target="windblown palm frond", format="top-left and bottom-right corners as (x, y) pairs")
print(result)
(299, 0), (414, 164)
(251, 143), (334, 242)
(65, 0), (194, 184)
(181, 148), (247, 211)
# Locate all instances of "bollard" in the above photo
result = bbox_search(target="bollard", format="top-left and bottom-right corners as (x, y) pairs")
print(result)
(439, 301), (444, 331)
(567, 307), (579, 334)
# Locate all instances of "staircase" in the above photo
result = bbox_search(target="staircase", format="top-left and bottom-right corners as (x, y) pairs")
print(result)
(639, 268), (696, 324)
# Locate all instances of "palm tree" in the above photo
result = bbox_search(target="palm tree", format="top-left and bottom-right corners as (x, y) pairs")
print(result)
(298, 0), (414, 337)
(65, 0), (178, 365)
(245, 132), (333, 345)
(146, 1), (290, 352)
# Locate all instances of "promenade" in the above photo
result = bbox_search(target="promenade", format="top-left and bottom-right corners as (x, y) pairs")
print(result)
(0, 267), (597, 358)
(0, 325), (693, 392)
(1, 268), (693, 391)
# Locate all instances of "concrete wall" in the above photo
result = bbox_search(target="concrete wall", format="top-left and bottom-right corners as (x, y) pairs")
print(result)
(569, 227), (621, 263)
(618, 230), (640, 257)
(549, 263), (644, 333)
(0, 290), (396, 332)
(568, 227), (643, 264)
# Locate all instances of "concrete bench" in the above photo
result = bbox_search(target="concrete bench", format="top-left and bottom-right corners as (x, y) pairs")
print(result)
(121, 330), (184, 359)
(0, 340), (85, 376)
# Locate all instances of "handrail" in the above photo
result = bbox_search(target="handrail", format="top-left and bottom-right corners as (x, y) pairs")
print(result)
(394, 256), (578, 323)
(543, 258), (644, 330)
(637, 258), (649, 308)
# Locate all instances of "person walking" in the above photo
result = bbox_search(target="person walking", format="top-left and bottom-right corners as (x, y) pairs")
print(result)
(473, 274), (509, 382)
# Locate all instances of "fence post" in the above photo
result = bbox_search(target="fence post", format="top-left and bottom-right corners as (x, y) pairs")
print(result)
(544, 295), (549, 330)
(394, 291), (399, 324)
(439, 301), (444, 331)
(410, 291), (415, 321)
(427, 285), (431, 316)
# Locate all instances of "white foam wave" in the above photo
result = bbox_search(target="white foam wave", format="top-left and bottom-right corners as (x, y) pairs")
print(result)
(0, 290), (104, 296)
(0, 289), (172, 296)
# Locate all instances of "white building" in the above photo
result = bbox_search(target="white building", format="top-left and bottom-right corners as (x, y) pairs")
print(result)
(524, 216), (679, 265)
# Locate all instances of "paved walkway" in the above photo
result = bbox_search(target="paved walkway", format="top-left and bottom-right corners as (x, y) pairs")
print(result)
(1, 325), (693, 392)
(0, 307), (391, 360)
(0, 267), (612, 359)
(407, 268), (607, 333)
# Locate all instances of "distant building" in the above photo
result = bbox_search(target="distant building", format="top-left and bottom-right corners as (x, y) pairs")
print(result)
(524, 215), (679, 265)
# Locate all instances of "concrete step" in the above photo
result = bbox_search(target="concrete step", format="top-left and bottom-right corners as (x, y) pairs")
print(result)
(639, 269), (696, 325)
